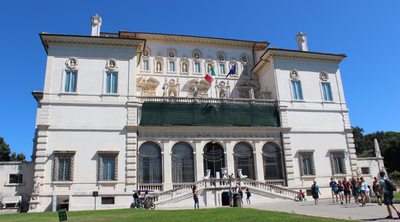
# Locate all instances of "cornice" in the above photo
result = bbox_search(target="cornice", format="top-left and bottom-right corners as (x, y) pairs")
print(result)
(252, 48), (346, 74)
(40, 33), (146, 54)
(120, 32), (268, 50)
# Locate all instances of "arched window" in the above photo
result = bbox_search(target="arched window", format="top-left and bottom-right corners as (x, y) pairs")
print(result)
(262, 143), (283, 180)
(138, 142), (162, 184)
(171, 142), (194, 183)
(233, 142), (255, 180)
(203, 142), (225, 178)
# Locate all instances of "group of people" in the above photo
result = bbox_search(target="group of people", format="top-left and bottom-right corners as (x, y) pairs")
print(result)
(323, 172), (399, 219)
(132, 190), (151, 209)
(226, 184), (251, 207)
(329, 177), (370, 205)
(192, 184), (252, 209)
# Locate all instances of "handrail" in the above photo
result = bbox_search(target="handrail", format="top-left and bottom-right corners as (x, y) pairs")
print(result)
(153, 178), (299, 204)
(135, 96), (277, 106)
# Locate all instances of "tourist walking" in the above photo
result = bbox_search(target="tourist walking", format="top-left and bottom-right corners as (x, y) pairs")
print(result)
(311, 181), (322, 205)
(343, 177), (351, 203)
(379, 171), (400, 219)
(193, 185), (199, 209)
(373, 177), (382, 206)
(228, 187), (234, 207)
(329, 178), (338, 203)
(337, 180), (344, 205)
(351, 178), (359, 204)
(246, 188), (251, 205)
(360, 177), (370, 206)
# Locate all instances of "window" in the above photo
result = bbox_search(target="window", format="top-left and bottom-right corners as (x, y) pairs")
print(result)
(101, 197), (114, 205)
(331, 152), (346, 175)
(361, 167), (370, 174)
(322, 82), (333, 101)
(219, 64), (225, 74)
(234, 142), (255, 180)
(292, 81), (303, 100)
(54, 152), (75, 181)
(195, 63), (201, 73)
(299, 152), (315, 176)
(169, 61), (175, 72)
(106, 73), (117, 94)
(64, 71), (77, 92)
(243, 66), (248, 76)
(98, 152), (118, 181)
(9, 174), (23, 184)
(171, 142), (194, 183)
(142, 60), (149, 71)
(139, 142), (162, 184)
(262, 143), (283, 180)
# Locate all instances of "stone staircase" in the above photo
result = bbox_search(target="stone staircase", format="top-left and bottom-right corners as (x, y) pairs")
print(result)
(153, 178), (299, 206)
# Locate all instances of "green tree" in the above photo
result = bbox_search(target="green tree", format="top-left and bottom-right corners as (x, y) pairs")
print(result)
(0, 137), (11, 161)
(0, 137), (26, 161)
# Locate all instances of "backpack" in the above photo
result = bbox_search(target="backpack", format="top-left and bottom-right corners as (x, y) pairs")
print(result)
(385, 178), (397, 192)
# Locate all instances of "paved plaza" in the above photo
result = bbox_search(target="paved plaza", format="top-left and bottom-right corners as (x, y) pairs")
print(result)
(158, 198), (400, 221)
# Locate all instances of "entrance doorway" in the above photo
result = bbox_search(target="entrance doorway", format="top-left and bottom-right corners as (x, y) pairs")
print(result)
(203, 142), (225, 179)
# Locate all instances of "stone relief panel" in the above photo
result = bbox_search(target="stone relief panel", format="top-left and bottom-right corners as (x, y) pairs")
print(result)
(236, 81), (260, 99)
(162, 78), (180, 97)
(106, 59), (118, 71)
(215, 80), (230, 98)
(205, 58), (214, 73)
(137, 76), (160, 96)
(319, 71), (329, 81)
(66, 57), (79, 69)
(186, 79), (211, 98)
(192, 49), (202, 62)
(290, 69), (299, 80)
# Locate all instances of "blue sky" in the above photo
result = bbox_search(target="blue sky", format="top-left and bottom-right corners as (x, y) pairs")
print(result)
(1, 0), (399, 160)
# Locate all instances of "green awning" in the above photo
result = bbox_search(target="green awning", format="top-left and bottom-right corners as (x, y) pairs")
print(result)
(140, 102), (280, 127)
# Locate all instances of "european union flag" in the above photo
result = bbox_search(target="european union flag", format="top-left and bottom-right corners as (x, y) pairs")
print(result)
(226, 64), (236, 78)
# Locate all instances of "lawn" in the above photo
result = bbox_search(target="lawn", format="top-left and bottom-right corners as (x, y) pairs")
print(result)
(0, 208), (355, 222)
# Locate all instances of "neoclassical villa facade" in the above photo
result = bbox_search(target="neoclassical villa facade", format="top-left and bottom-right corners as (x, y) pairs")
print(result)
(26, 15), (360, 211)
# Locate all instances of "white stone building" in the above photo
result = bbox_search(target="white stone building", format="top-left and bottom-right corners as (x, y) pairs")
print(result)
(28, 15), (360, 211)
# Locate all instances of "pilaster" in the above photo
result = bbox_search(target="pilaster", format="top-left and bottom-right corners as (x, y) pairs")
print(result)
(125, 131), (137, 191)
(225, 140), (234, 177)
(195, 140), (203, 181)
(254, 141), (264, 181)
(282, 132), (295, 187)
(163, 141), (172, 190)
(345, 129), (358, 177)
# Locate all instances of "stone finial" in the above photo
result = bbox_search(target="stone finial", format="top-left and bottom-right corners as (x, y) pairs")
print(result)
(374, 138), (382, 157)
(295, 31), (308, 51)
(91, 14), (102, 36)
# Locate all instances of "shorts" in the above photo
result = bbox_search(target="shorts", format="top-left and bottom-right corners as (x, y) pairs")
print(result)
(360, 190), (366, 194)
(344, 190), (351, 196)
(331, 190), (338, 195)
(384, 192), (394, 205)
(337, 191), (344, 195)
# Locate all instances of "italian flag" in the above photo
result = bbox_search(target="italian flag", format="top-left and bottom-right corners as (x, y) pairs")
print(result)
(204, 66), (216, 84)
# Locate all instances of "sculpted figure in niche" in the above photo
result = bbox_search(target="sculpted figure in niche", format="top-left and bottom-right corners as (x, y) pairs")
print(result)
(109, 61), (115, 68)
(207, 64), (211, 72)
(249, 87), (255, 99)
(169, 90), (175, 97)
(157, 61), (162, 71)
(162, 83), (168, 96)
(182, 63), (187, 73)
(192, 86), (198, 98)
(220, 87), (226, 98)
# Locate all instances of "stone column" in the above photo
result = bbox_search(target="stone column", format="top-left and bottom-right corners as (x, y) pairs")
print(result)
(163, 140), (172, 190)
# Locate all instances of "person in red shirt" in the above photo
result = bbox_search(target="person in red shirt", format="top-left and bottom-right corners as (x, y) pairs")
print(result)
(299, 189), (306, 201)
(343, 177), (352, 203)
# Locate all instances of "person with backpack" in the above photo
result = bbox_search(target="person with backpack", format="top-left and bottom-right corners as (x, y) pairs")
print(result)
(329, 178), (338, 203)
(193, 185), (199, 209)
(379, 171), (400, 219)
(343, 177), (352, 204)
(311, 181), (321, 205)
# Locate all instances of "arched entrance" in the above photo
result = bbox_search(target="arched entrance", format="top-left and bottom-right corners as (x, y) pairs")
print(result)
(203, 142), (225, 178)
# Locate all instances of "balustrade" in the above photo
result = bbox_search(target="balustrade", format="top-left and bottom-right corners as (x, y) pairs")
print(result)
(135, 96), (277, 106)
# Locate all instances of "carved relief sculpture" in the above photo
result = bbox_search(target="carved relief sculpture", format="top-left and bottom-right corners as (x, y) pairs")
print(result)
(215, 80), (229, 98)
(186, 79), (211, 98)
(155, 54), (163, 73)
(290, 69), (299, 80)
(136, 76), (160, 96)
(319, 71), (329, 81)
(106, 59), (118, 70)
(66, 57), (79, 69)
(236, 81), (260, 99)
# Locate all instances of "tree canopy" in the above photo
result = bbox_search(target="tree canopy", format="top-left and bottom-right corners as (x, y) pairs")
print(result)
(0, 137), (26, 161)
(352, 126), (400, 174)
